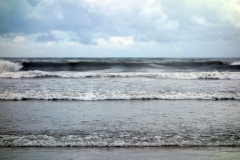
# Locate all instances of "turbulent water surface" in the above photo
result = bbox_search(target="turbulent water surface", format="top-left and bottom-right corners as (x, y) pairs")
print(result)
(0, 57), (240, 147)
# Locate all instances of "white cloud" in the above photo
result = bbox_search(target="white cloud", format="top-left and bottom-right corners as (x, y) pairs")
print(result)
(161, 21), (179, 31)
(45, 42), (53, 46)
(174, 46), (181, 52)
(95, 37), (134, 48)
(0, 0), (240, 57)
(13, 36), (26, 43)
(192, 16), (206, 25)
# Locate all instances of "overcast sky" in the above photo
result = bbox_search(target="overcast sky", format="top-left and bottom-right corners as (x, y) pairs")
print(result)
(0, 0), (240, 57)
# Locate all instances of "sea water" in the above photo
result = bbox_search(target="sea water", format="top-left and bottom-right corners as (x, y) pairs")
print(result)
(0, 58), (240, 158)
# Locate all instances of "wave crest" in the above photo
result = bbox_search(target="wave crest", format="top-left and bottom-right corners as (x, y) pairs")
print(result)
(0, 60), (22, 72)
(15, 60), (240, 72)
(0, 134), (239, 147)
(0, 71), (240, 79)
(0, 91), (239, 100)
(231, 62), (240, 65)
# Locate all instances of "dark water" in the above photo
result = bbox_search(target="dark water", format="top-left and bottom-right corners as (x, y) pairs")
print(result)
(2, 57), (240, 72)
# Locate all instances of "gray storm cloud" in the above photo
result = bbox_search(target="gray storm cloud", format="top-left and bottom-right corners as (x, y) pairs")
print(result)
(0, 0), (238, 44)
(0, 0), (239, 57)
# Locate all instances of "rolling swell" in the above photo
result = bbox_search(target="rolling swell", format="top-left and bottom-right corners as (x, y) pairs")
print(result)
(19, 60), (240, 72)
(20, 61), (150, 71)
(1, 71), (240, 79)
(154, 61), (240, 71)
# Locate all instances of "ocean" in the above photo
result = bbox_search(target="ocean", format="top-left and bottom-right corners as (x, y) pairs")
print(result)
(0, 58), (240, 159)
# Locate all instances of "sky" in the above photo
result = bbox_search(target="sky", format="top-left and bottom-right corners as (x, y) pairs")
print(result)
(0, 0), (240, 57)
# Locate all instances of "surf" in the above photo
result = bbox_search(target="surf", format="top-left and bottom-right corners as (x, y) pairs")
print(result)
(1, 58), (240, 72)
(0, 91), (239, 101)
(0, 60), (22, 72)
(1, 70), (240, 79)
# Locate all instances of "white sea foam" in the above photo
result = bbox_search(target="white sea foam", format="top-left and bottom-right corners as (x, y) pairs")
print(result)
(0, 134), (239, 147)
(0, 91), (239, 100)
(0, 60), (22, 72)
(0, 71), (240, 79)
(230, 61), (240, 65)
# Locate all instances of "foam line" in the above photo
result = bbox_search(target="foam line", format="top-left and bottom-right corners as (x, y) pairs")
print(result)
(0, 71), (240, 79)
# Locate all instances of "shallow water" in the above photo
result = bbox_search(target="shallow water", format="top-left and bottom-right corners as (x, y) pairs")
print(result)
(0, 147), (240, 160)
(0, 100), (240, 147)
(1, 78), (240, 100)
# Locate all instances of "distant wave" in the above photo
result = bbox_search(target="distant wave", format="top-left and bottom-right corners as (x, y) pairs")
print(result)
(0, 71), (240, 79)
(0, 59), (240, 72)
(20, 61), (151, 71)
(0, 91), (239, 100)
(18, 60), (239, 72)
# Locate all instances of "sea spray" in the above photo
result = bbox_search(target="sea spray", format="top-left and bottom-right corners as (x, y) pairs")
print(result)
(0, 60), (22, 72)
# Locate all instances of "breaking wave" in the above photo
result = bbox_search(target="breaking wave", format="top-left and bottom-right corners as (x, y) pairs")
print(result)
(1, 59), (240, 72)
(0, 91), (239, 100)
(0, 60), (22, 72)
(20, 61), (150, 71)
(18, 60), (240, 72)
(231, 61), (240, 65)
(0, 71), (240, 79)
(0, 134), (239, 147)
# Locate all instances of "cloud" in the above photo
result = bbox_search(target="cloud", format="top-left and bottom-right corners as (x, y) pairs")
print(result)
(0, 0), (239, 45)
(174, 46), (181, 52)
(95, 36), (134, 48)
(13, 36), (26, 43)
(0, 0), (239, 57)
(35, 33), (58, 42)
(27, 0), (39, 7)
